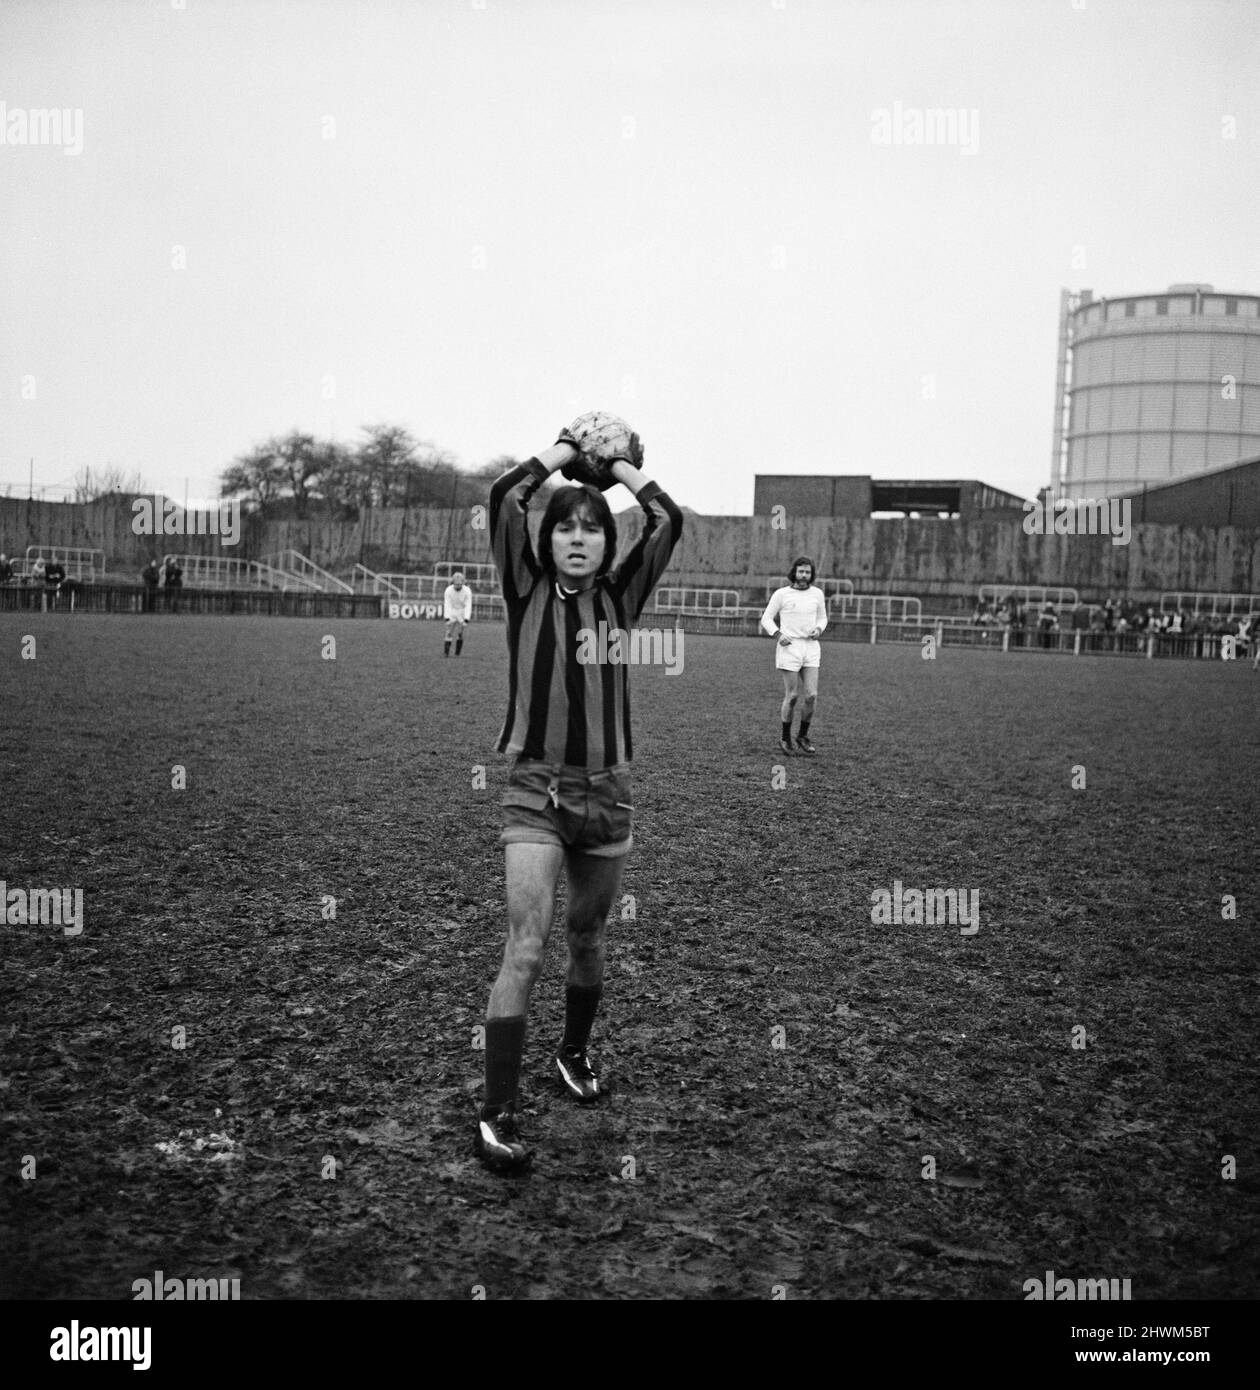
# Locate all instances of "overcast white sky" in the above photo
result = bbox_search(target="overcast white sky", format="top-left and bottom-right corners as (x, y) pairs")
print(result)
(3, 0), (1257, 512)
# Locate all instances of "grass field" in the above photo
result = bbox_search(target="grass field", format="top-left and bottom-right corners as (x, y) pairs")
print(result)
(1, 612), (1257, 1300)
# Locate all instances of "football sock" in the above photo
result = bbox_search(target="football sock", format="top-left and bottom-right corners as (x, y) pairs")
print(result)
(561, 983), (602, 1053)
(798, 719), (812, 739)
(443, 639), (451, 656)
(781, 720), (792, 742)
(484, 1015), (527, 1109)
(456, 637), (463, 655)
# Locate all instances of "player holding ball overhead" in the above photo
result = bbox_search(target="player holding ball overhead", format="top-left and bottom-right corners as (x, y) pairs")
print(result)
(761, 557), (827, 756)
(476, 411), (683, 1173)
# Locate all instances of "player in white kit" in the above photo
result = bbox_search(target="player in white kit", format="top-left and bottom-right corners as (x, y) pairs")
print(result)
(760, 557), (827, 756)
(443, 573), (473, 657)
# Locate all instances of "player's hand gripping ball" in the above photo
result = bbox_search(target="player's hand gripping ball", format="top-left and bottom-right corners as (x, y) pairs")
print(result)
(556, 411), (644, 491)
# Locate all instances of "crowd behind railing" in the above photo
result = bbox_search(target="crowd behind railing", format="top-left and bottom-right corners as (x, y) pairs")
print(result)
(3, 548), (1258, 665)
(969, 596), (1257, 659)
(0, 553), (186, 611)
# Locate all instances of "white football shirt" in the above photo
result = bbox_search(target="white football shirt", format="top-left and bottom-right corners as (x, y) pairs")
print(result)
(443, 584), (473, 622)
(760, 585), (827, 640)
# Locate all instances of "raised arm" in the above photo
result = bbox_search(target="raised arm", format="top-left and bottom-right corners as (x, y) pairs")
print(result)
(488, 443), (577, 603)
(607, 461), (684, 622)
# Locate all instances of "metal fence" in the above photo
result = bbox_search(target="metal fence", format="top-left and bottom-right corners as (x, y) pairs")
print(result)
(655, 587), (743, 615)
(3, 583), (1250, 658)
(977, 583), (1080, 609)
(1159, 590), (1260, 619)
(12, 547), (106, 583)
(643, 610), (1250, 661)
(433, 561), (497, 585)
(761, 577), (854, 601)
(832, 594), (923, 622)
(260, 550), (353, 594)
(159, 554), (322, 591)
(0, 583), (382, 619)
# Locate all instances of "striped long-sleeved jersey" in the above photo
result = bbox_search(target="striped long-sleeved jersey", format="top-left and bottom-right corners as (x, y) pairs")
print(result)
(489, 459), (683, 769)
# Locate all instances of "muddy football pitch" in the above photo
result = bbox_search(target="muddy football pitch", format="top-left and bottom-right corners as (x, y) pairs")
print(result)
(2, 613), (1257, 1300)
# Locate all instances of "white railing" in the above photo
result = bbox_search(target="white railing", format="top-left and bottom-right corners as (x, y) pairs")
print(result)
(434, 561), (496, 585)
(376, 574), (445, 600)
(977, 583), (1080, 609)
(24, 545), (105, 581)
(376, 572), (496, 599)
(1159, 591), (1260, 618)
(160, 554), (316, 591)
(349, 563), (403, 597)
(260, 550), (353, 593)
(654, 587), (742, 614)
(11, 557), (100, 582)
(832, 594), (923, 622)
(762, 577), (853, 601)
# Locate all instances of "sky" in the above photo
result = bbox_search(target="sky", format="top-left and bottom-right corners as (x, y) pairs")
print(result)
(2, 0), (1257, 513)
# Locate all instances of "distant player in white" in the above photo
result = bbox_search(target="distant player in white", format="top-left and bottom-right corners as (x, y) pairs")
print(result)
(443, 573), (473, 657)
(761, 556), (827, 756)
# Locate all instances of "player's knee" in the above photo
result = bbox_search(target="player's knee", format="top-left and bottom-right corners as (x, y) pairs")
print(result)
(567, 920), (605, 958)
(507, 931), (546, 982)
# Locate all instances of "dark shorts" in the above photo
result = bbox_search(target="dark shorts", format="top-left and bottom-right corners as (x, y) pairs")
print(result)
(499, 761), (634, 858)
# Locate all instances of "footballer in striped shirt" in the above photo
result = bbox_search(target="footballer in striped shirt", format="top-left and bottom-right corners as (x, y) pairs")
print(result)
(474, 436), (682, 1172)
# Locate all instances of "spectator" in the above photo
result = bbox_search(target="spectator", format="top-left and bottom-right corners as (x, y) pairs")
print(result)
(1010, 600), (1027, 648)
(163, 557), (183, 613)
(1088, 606), (1106, 651)
(1038, 601), (1058, 648)
(0, 553), (12, 585)
(44, 558), (67, 605)
(1070, 604), (1091, 646)
(141, 559), (160, 613)
(30, 556), (46, 587)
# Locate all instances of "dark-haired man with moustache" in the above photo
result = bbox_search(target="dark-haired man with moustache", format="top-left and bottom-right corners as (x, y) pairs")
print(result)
(760, 556), (827, 756)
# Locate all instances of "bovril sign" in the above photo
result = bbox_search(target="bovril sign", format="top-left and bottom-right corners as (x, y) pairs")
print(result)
(388, 601), (442, 619)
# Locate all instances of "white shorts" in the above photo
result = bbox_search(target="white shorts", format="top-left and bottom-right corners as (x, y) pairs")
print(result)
(775, 637), (821, 671)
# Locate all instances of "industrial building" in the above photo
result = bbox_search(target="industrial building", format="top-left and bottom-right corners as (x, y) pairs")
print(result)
(1052, 284), (1260, 500)
(1115, 452), (1260, 528)
(752, 475), (1028, 520)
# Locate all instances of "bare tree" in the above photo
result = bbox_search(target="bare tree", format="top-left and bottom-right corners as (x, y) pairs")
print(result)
(271, 432), (324, 519)
(72, 464), (146, 502)
(221, 433), (325, 517)
(356, 424), (459, 508)
(219, 424), (516, 520)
